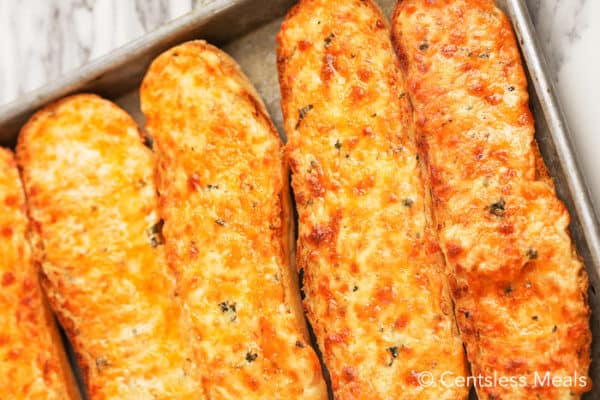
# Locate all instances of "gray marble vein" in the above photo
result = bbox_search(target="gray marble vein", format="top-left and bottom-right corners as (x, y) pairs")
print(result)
(0, 0), (194, 104)
(525, 0), (600, 207)
(526, 0), (591, 78)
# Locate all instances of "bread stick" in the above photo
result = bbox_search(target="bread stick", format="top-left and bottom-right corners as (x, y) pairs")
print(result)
(391, 1), (592, 398)
(141, 41), (328, 399)
(17, 94), (205, 399)
(0, 147), (80, 399)
(277, 1), (468, 398)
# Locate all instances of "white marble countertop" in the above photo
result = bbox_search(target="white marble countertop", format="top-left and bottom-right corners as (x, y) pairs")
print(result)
(0, 0), (598, 215)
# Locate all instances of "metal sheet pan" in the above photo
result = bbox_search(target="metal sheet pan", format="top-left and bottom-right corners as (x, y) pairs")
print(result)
(0, 0), (597, 398)
(500, 4), (600, 398)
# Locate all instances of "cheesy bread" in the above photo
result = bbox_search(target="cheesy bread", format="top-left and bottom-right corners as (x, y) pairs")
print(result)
(0, 147), (81, 399)
(277, 1), (468, 398)
(391, 1), (592, 399)
(140, 41), (328, 399)
(16, 94), (206, 399)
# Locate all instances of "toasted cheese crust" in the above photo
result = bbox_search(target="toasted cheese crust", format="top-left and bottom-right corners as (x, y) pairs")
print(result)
(16, 95), (205, 399)
(278, 1), (468, 398)
(0, 148), (80, 399)
(391, 1), (592, 399)
(140, 41), (328, 399)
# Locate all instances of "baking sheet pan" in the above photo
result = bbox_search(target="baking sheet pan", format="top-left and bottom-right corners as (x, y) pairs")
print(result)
(0, 0), (598, 398)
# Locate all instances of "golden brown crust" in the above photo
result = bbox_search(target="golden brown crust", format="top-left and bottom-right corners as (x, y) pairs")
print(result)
(278, 1), (468, 398)
(16, 94), (205, 399)
(140, 41), (328, 399)
(391, 1), (592, 399)
(0, 148), (81, 399)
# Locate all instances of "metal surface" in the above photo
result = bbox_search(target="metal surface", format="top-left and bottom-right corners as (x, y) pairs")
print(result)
(0, 0), (597, 398)
(499, 2), (600, 398)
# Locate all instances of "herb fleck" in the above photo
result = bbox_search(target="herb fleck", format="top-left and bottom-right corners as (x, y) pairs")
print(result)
(334, 140), (342, 150)
(147, 220), (165, 247)
(296, 104), (314, 129)
(532, 315), (538, 320)
(207, 184), (219, 190)
(219, 301), (237, 322)
(488, 199), (506, 217)
(219, 301), (236, 312)
(553, 325), (558, 332)
(419, 42), (429, 51)
(505, 285), (513, 295)
(402, 198), (414, 208)
(245, 351), (258, 363)
(387, 346), (399, 366)
(352, 285), (359, 292)
(526, 248), (538, 260)
(324, 33), (335, 48)
(295, 340), (305, 348)
(215, 218), (227, 226)
(508, 86), (515, 92)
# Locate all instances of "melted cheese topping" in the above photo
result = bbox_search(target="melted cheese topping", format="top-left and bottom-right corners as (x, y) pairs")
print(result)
(141, 41), (328, 399)
(278, 1), (468, 398)
(392, 1), (591, 399)
(0, 148), (80, 399)
(16, 95), (205, 399)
